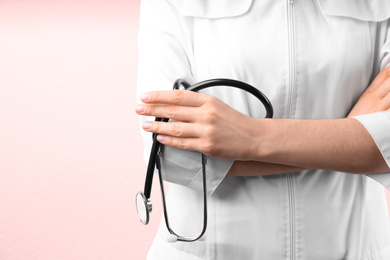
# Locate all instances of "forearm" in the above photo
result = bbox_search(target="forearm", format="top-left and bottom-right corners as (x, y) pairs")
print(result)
(229, 66), (390, 177)
(249, 117), (388, 174)
(138, 76), (390, 176)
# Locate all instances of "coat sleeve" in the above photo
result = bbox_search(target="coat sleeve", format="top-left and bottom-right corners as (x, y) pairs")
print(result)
(353, 19), (390, 191)
(137, 0), (233, 195)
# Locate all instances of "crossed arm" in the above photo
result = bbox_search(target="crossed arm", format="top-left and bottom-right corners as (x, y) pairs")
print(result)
(135, 66), (390, 176)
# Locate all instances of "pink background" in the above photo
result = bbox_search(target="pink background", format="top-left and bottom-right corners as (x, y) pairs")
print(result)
(0, 1), (389, 259)
(0, 0), (162, 259)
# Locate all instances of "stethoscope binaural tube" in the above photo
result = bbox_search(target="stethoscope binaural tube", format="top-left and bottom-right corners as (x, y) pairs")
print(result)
(136, 78), (273, 242)
(186, 79), (273, 118)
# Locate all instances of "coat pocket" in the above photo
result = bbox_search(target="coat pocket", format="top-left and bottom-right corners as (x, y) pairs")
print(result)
(168, 0), (253, 19)
(318, 0), (390, 22)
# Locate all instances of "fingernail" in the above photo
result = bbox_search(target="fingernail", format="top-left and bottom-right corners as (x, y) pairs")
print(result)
(135, 105), (144, 113)
(141, 94), (150, 102)
(157, 135), (165, 142)
(142, 122), (152, 130)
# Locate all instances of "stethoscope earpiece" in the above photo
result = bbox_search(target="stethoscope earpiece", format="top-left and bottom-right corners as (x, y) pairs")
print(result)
(166, 234), (178, 243)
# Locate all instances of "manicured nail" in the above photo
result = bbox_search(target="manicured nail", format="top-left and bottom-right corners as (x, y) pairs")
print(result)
(157, 135), (165, 142)
(142, 122), (152, 130)
(135, 105), (144, 113)
(141, 94), (150, 102)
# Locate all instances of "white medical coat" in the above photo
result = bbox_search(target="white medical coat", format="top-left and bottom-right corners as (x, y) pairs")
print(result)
(137, 0), (390, 259)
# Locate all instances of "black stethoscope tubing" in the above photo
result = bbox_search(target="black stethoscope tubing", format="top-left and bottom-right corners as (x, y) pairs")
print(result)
(143, 78), (273, 198)
(137, 78), (273, 242)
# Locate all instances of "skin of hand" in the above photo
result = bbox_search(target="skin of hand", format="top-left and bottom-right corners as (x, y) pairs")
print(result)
(136, 67), (390, 175)
(136, 90), (263, 161)
(348, 66), (390, 117)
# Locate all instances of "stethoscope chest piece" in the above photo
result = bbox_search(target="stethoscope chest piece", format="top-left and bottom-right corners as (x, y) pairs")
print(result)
(136, 192), (152, 225)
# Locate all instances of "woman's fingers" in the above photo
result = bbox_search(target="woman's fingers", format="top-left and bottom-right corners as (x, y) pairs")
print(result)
(136, 104), (199, 122)
(142, 121), (209, 154)
(141, 90), (207, 106)
(136, 89), (260, 160)
(348, 67), (390, 117)
(142, 121), (201, 138)
(136, 90), (209, 121)
(365, 66), (390, 95)
(155, 136), (204, 153)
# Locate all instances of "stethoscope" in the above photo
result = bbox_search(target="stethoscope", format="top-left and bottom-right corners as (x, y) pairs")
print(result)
(136, 78), (273, 243)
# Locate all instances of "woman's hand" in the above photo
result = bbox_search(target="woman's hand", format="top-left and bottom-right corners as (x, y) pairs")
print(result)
(135, 90), (266, 161)
(348, 66), (390, 117)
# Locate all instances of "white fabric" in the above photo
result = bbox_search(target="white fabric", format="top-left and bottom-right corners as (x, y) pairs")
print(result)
(137, 0), (390, 259)
(354, 112), (390, 190)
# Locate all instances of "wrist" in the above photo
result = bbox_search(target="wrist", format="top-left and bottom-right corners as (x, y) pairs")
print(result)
(249, 118), (313, 166)
(247, 118), (276, 162)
